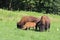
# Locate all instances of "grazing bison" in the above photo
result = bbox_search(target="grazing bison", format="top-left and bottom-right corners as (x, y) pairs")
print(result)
(17, 16), (39, 29)
(35, 15), (50, 32)
(22, 22), (36, 30)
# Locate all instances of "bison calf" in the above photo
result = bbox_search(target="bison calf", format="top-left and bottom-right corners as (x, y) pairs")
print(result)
(22, 22), (36, 30)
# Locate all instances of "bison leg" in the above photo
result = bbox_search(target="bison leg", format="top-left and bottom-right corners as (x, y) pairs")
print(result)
(22, 26), (27, 30)
(28, 28), (30, 30)
(35, 25), (38, 31)
(48, 23), (50, 32)
(39, 25), (45, 32)
(45, 23), (50, 32)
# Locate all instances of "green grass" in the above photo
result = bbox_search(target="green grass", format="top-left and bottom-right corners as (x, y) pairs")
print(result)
(0, 9), (60, 40)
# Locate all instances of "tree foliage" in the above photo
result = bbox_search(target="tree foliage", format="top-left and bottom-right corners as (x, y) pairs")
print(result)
(0, 0), (60, 14)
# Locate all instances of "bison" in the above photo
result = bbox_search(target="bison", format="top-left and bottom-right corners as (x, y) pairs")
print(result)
(17, 16), (39, 29)
(22, 22), (36, 30)
(35, 15), (50, 32)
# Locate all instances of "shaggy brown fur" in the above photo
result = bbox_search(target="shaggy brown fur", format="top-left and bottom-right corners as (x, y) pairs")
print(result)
(35, 15), (50, 32)
(17, 16), (39, 29)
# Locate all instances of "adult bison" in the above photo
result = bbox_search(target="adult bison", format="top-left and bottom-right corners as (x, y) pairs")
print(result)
(17, 16), (39, 29)
(35, 15), (50, 32)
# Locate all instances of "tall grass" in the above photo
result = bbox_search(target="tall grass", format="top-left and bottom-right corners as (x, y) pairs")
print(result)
(0, 9), (60, 40)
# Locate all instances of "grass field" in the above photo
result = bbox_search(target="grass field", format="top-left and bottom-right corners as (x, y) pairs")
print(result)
(0, 9), (60, 40)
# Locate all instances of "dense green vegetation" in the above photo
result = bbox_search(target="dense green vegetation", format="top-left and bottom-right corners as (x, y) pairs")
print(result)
(0, 0), (60, 14)
(0, 9), (60, 40)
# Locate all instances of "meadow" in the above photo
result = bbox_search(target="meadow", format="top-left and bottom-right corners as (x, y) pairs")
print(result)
(0, 9), (60, 40)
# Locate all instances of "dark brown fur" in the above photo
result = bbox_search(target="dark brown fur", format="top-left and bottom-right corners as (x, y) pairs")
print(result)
(17, 16), (39, 29)
(35, 15), (50, 32)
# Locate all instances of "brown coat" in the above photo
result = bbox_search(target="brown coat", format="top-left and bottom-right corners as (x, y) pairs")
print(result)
(36, 15), (50, 31)
(17, 16), (39, 29)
